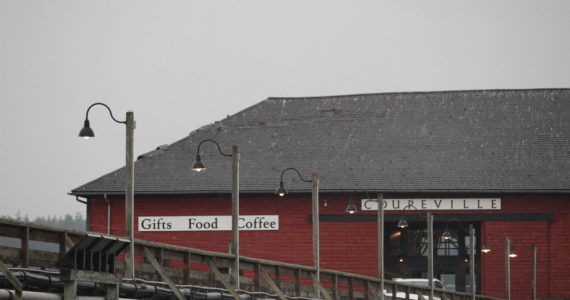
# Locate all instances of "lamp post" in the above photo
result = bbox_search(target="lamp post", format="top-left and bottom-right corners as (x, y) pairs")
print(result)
(192, 140), (240, 289)
(440, 219), (476, 300)
(276, 168), (319, 298)
(482, 236), (537, 300)
(345, 192), (385, 300)
(396, 206), (434, 300)
(377, 194), (385, 300)
(79, 102), (135, 279)
(505, 237), (511, 300)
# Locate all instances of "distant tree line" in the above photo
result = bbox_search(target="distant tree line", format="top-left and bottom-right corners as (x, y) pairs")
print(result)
(1, 211), (86, 231)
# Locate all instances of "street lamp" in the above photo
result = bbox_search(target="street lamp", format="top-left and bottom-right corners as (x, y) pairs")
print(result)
(276, 168), (320, 298)
(440, 218), (477, 300)
(483, 236), (537, 300)
(396, 205), (434, 300)
(191, 139), (240, 289)
(343, 192), (385, 300)
(79, 102), (136, 279)
(344, 190), (358, 215)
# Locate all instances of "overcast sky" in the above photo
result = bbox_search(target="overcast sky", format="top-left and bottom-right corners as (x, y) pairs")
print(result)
(1, 1), (569, 218)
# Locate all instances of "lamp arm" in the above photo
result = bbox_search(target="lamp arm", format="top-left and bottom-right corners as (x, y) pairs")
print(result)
(85, 102), (126, 124)
(196, 139), (232, 157)
(280, 167), (312, 183)
(444, 218), (469, 232)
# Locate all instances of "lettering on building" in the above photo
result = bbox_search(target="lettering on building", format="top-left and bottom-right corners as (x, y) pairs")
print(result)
(138, 215), (279, 232)
(361, 198), (501, 211)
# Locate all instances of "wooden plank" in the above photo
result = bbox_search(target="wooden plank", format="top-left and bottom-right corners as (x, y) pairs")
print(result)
(295, 268), (302, 296)
(184, 251), (191, 285)
(262, 270), (288, 300)
(364, 280), (370, 300)
(143, 247), (185, 300)
(348, 277), (354, 300)
(332, 274), (339, 300)
(20, 227), (29, 268)
(59, 232), (68, 258)
(0, 260), (23, 299)
(368, 282), (380, 300)
(207, 258), (241, 300)
(253, 263), (261, 291)
(275, 265), (282, 290)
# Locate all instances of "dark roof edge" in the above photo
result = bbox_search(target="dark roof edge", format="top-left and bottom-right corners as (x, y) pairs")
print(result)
(70, 188), (570, 197)
(266, 88), (570, 101)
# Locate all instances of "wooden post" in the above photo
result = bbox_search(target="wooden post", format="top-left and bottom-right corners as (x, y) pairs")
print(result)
(59, 232), (68, 259)
(427, 212), (434, 300)
(20, 226), (29, 268)
(156, 247), (164, 281)
(275, 265), (282, 291)
(124, 111), (135, 279)
(348, 277), (354, 300)
(312, 173), (320, 298)
(253, 263), (261, 291)
(505, 237), (511, 300)
(469, 224), (476, 300)
(332, 274), (339, 300)
(183, 251), (191, 285)
(295, 268), (302, 296)
(532, 245), (537, 300)
(378, 194), (385, 300)
(312, 273), (334, 300)
(231, 146), (240, 289)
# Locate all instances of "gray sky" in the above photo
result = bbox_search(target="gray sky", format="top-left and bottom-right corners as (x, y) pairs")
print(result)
(1, 1), (569, 218)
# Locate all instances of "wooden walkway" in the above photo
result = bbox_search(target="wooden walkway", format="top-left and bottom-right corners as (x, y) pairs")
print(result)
(0, 218), (503, 300)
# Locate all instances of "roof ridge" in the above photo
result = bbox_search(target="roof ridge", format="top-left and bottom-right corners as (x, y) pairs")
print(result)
(266, 88), (570, 101)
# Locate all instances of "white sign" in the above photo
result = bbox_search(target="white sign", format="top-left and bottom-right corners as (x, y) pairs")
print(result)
(361, 198), (501, 211)
(138, 215), (279, 232)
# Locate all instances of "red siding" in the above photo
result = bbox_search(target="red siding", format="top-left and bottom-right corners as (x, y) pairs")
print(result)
(88, 193), (570, 300)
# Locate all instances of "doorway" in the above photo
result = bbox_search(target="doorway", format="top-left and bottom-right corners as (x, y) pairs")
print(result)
(384, 221), (481, 293)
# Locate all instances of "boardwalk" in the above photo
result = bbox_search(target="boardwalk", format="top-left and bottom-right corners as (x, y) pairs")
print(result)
(0, 218), (503, 300)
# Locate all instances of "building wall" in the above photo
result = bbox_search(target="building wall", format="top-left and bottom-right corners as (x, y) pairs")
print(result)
(88, 193), (570, 300)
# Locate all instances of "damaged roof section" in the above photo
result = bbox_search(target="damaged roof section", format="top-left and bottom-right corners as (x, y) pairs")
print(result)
(71, 89), (570, 196)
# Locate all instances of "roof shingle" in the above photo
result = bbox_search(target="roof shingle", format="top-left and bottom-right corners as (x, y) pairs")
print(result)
(71, 89), (570, 195)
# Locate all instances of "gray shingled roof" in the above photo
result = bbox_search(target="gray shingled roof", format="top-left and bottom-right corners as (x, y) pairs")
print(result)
(71, 89), (570, 196)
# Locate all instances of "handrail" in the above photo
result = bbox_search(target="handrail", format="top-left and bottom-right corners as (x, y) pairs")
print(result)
(0, 218), (504, 300)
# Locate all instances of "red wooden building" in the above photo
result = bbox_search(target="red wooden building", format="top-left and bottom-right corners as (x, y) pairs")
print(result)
(72, 89), (570, 300)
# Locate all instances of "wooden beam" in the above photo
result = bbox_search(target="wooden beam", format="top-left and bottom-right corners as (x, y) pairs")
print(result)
(368, 282), (382, 300)
(332, 274), (339, 300)
(143, 247), (185, 300)
(183, 251), (191, 285)
(207, 258), (241, 300)
(311, 272), (333, 300)
(20, 226), (29, 268)
(348, 277), (354, 300)
(262, 270), (288, 300)
(295, 268), (302, 296)
(0, 260), (23, 300)
(253, 263), (261, 291)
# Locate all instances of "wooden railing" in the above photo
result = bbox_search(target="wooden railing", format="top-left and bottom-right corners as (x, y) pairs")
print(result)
(0, 218), (504, 300)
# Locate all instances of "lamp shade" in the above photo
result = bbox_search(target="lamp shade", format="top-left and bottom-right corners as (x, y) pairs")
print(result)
(482, 244), (491, 253)
(192, 155), (206, 172)
(397, 216), (408, 229)
(79, 120), (94, 139)
(441, 229), (452, 240)
(275, 182), (287, 197)
(345, 200), (357, 214)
